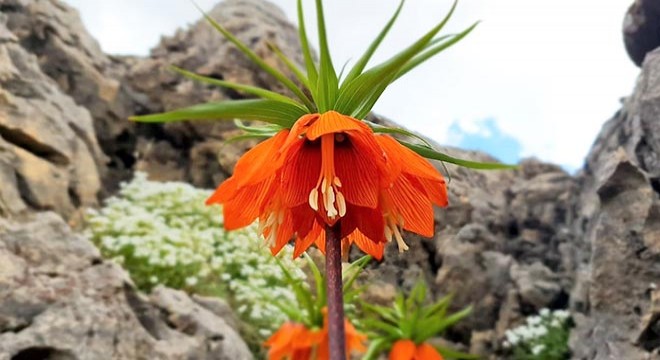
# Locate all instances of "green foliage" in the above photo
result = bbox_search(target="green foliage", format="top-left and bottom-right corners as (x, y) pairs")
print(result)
(503, 309), (572, 360)
(361, 281), (476, 360)
(128, 0), (515, 170)
(85, 173), (306, 341)
(269, 253), (372, 330)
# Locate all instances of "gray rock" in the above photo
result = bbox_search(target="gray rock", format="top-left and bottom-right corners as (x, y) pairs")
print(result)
(0, 9), (105, 220)
(568, 48), (660, 359)
(0, 212), (253, 360)
(1, 0), (145, 190)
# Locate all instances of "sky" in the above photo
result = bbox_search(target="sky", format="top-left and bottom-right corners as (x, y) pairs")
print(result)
(64, 0), (639, 170)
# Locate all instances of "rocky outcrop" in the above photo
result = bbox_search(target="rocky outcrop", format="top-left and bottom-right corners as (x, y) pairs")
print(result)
(1, 0), (147, 190)
(0, 212), (252, 360)
(567, 47), (660, 360)
(624, 0), (660, 66)
(0, 8), (105, 220)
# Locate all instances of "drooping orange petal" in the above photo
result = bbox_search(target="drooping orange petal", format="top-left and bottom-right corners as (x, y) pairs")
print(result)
(223, 178), (275, 230)
(347, 230), (385, 260)
(340, 205), (385, 245)
(418, 178), (448, 207)
(334, 134), (381, 209)
(387, 175), (435, 237)
(415, 343), (444, 360)
(268, 210), (295, 256)
(233, 130), (289, 187)
(390, 339), (416, 360)
(344, 319), (368, 353)
(290, 204), (318, 240)
(293, 220), (324, 258)
(207, 131), (287, 206)
(305, 111), (368, 140)
(206, 176), (239, 205)
(377, 135), (444, 182)
(283, 113), (318, 151)
(265, 322), (303, 360)
(281, 140), (322, 207)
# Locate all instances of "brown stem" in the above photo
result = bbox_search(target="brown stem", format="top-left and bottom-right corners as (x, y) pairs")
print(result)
(325, 224), (345, 360)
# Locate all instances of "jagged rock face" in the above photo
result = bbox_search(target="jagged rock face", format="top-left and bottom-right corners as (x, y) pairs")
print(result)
(0, 8), (105, 220)
(568, 48), (660, 360)
(0, 0), (147, 191)
(0, 212), (253, 360)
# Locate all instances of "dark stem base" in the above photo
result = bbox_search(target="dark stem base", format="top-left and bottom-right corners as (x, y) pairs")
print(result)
(325, 224), (345, 360)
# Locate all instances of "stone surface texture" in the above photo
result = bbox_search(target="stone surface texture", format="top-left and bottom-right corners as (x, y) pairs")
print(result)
(0, 212), (252, 360)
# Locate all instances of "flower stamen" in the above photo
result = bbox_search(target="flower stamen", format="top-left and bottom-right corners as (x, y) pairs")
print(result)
(308, 134), (347, 220)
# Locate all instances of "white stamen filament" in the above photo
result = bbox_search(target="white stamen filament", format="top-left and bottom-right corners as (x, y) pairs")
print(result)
(393, 226), (409, 252)
(336, 192), (346, 217)
(309, 188), (319, 211)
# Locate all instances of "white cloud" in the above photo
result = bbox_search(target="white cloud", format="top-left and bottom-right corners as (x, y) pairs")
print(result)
(64, 0), (639, 168)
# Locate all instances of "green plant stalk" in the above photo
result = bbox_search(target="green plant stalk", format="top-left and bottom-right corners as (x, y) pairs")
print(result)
(325, 224), (345, 360)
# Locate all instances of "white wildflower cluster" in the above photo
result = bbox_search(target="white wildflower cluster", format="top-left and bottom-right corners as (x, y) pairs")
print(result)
(85, 172), (305, 335)
(503, 308), (571, 359)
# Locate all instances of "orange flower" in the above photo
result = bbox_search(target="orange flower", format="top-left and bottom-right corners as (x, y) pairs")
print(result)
(207, 111), (447, 259)
(389, 340), (444, 360)
(265, 317), (366, 360)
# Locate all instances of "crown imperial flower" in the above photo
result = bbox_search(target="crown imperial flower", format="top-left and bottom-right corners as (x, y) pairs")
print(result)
(206, 110), (447, 259)
(265, 316), (366, 360)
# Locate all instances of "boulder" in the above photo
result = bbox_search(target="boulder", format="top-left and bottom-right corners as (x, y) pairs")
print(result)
(0, 11), (105, 220)
(0, 212), (252, 360)
(1, 0), (146, 190)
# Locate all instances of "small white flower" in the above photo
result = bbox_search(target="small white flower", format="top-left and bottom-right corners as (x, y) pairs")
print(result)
(185, 276), (199, 287)
(149, 276), (159, 284)
(553, 309), (570, 320)
(539, 308), (550, 317)
(531, 344), (545, 355)
(527, 316), (542, 326)
(505, 330), (520, 345)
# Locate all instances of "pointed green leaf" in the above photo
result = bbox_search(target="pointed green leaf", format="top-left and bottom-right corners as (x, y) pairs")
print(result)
(342, 255), (371, 292)
(415, 306), (472, 342)
(233, 119), (283, 134)
(224, 133), (272, 144)
(314, 0), (339, 111)
(369, 121), (434, 148)
(129, 99), (306, 128)
(303, 253), (327, 308)
(266, 42), (311, 90)
(335, 0), (459, 118)
(169, 66), (304, 108)
(297, 0), (318, 89)
(195, 4), (315, 111)
(400, 141), (518, 170)
(396, 21), (479, 80)
(362, 338), (388, 360)
(342, 0), (405, 85)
